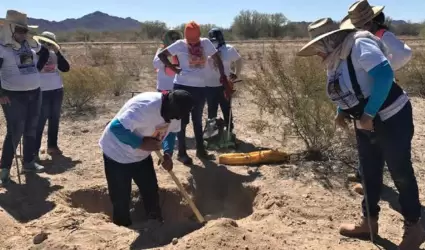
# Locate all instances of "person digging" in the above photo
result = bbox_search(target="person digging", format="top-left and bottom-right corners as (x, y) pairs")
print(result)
(99, 90), (194, 227)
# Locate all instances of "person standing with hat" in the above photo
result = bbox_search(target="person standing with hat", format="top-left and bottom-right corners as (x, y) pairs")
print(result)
(297, 17), (424, 249)
(0, 10), (51, 186)
(33, 31), (70, 159)
(153, 30), (182, 92)
(341, 1), (412, 72)
(341, 0), (413, 195)
(99, 89), (194, 227)
(157, 21), (232, 165)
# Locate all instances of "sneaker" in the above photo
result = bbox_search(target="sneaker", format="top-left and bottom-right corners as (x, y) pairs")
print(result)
(339, 216), (378, 239)
(47, 147), (63, 156)
(22, 161), (45, 173)
(0, 169), (12, 187)
(399, 220), (425, 250)
(177, 153), (193, 165)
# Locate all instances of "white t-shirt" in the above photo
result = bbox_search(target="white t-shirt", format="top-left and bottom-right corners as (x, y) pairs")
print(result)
(39, 51), (63, 91)
(99, 92), (181, 164)
(380, 31), (412, 71)
(153, 48), (175, 91)
(166, 38), (217, 87)
(205, 44), (241, 87)
(327, 37), (408, 121)
(0, 43), (40, 91)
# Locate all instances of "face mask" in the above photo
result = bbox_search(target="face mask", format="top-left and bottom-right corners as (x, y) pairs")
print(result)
(212, 41), (219, 48)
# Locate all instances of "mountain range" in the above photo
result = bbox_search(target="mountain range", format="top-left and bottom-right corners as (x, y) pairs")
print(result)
(26, 11), (411, 33)
(28, 11), (141, 32)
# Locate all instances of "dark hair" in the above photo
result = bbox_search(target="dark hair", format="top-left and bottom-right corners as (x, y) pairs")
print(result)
(372, 12), (389, 30)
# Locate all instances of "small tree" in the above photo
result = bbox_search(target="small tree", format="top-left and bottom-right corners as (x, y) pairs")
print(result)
(246, 46), (336, 159)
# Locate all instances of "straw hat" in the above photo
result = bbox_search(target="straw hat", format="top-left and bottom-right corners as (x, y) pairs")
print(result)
(3, 10), (38, 30)
(297, 18), (355, 57)
(33, 31), (60, 49)
(340, 0), (385, 29)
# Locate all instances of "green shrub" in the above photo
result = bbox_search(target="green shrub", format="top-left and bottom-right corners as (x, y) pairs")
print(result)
(62, 67), (108, 111)
(246, 46), (336, 159)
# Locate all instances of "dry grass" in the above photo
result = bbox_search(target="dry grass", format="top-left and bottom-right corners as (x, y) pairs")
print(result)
(397, 50), (425, 96)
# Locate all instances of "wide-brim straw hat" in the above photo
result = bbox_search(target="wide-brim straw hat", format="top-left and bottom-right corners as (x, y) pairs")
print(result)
(3, 10), (39, 31)
(297, 18), (355, 57)
(340, 1), (385, 29)
(33, 31), (60, 49)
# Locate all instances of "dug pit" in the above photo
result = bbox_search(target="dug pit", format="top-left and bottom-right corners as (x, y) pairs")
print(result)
(64, 168), (259, 248)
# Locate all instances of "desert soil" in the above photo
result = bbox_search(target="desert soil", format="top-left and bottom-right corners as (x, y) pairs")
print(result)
(1, 43), (425, 250)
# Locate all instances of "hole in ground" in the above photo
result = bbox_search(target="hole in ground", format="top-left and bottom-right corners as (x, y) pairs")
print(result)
(65, 166), (259, 249)
(66, 186), (194, 224)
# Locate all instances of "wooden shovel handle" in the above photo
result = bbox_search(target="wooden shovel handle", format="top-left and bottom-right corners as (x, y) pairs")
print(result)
(154, 151), (205, 223)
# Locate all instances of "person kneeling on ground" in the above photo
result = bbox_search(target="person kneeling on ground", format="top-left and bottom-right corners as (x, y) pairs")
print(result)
(99, 90), (194, 227)
(297, 16), (424, 249)
(340, 0), (413, 195)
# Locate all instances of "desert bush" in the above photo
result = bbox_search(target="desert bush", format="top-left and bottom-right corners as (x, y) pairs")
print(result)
(397, 51), (425, 96)
(103, 64), (132, 97)
(88, 45), (114, 66)
(246, 45), (336, 159)
(62, 67), (108, 111)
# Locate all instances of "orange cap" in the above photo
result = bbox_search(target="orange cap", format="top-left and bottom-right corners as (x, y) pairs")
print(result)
(184, 21), (201, 44)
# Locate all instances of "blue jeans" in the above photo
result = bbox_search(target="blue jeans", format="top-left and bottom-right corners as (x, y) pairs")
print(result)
(1, 88), (42, 169)
(35, 88), (64, 154)
(173, 84), (206, 154)
(206, 86), (233, 131)
(357, 102), (421, 222)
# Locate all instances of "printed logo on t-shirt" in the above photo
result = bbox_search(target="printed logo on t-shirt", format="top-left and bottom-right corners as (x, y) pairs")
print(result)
(187, 44), (206, 69)
(41, 56), (57, 73)
(152, 123), (170, 141)
(14, 45), (37, 75)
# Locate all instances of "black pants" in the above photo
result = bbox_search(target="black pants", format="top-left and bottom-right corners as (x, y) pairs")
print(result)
(357, 102), (421, 222)
(103, 154), (161, 226)
(173, 84), (206, 154)
(206, 86), (233, 131)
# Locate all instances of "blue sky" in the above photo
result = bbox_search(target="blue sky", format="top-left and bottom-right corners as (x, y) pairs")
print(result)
(1, 0), (423, 28)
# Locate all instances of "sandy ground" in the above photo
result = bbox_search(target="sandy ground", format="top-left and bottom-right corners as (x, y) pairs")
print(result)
(1, 43), (425, 250)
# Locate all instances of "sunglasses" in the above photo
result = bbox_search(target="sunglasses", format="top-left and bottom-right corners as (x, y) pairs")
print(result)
(14, 26), (28, 34)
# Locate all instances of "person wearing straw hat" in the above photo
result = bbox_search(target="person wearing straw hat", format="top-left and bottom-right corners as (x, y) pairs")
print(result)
(99, 90), (194, 227)
(157, 21), (231, 165)
(340, 1), (412, 73)
(33, 31), (70, 159)
(297, 17), (424, 249)
(0, 10), (51, 186)
(341, 0), (414, 195)
(153, 30), (182, 92)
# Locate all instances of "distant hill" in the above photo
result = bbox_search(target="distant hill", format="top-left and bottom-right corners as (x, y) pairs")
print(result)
(28, 11), (141, 32)
(20, 11), (416, 37)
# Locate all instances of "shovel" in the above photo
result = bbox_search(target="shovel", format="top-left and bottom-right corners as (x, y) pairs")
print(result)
(154, 150), (205, 224)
